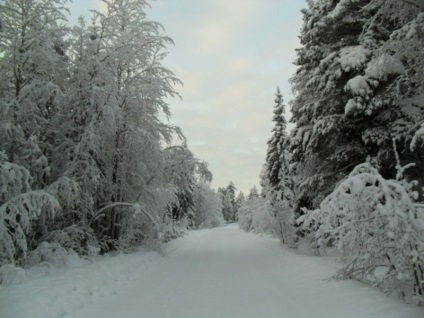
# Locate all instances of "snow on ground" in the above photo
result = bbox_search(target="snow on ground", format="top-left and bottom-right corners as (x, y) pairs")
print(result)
(1, 224), (423, 318)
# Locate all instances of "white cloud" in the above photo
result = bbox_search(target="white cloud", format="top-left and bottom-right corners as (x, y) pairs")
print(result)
(145, 1), (304, 193)
(193, 0), (272, 55)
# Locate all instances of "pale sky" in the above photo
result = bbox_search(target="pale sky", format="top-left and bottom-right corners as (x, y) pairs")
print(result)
(68, 0), (305, 194)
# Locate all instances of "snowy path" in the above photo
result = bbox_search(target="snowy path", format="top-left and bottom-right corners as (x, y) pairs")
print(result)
(1, 225), (423, 318)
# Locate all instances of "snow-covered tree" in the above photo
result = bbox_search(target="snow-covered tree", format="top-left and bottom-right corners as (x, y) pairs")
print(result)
(75, 0), (182, 246)
(246, 185), (259, 200)
(235, 192), (245, 212)
(284, 1), (424, 302)
(288, 0), (372, 215)
(237, 188), (274, 234)
(0, 0), (70, 266)
(0, 0), (69, 185)
(0, 0), (214, 267)
(288, 0), (424, 215)
(264, 87), (288, 189)
(261, 87), (295, 243)
(164, 145), (212, 225)
(219, 182), (238, 222)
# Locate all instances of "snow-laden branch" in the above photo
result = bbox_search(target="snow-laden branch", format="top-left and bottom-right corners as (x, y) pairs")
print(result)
(92, 202), (157, 226)
(403, 0), (424, 10)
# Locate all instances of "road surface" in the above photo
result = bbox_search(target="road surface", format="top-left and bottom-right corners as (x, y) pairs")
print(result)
(69, 225), (422, 318)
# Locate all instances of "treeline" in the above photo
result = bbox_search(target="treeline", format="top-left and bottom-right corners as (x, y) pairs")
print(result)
(241, 0), (424, 304)
(217, 182), (261, 226)
(0, 0), (223, 271)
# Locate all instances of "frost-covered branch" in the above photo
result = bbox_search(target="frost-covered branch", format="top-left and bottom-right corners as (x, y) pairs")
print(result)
(91, 202), (157, 226)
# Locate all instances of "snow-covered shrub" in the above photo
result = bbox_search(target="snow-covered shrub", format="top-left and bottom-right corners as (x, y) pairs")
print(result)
(237, 196), (274, 234)
(237, 201), (254, 232)
(0, 159), (61, 266)
(46, 177), (83, 213)
(0, 161), (32, 203)
(159, 215), (189, 243)
(0, 264), (26, 285)
(299, 163), (424, 303)
(192, 182), (224, 229)
(118, 207), (162, 252)
(41, 224), (100, 258)
(26, 242), (69, 267)
(270, 198), (296, 245)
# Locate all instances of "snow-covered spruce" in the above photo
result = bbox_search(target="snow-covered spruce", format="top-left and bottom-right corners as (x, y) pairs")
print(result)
(287, 0), (424, 222)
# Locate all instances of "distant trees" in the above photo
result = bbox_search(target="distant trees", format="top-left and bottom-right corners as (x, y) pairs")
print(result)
(235, 192), (245, 212)
(0, 0), (218, 268)
(218, 181), (238, 223)
(237, 185), (274, 234)
(192, 183), (224, 229)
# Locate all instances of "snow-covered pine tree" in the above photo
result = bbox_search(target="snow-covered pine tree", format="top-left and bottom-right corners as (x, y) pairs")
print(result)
(288, 0), (424, 216)
(261, 87), (295, 243)
(235, 192), (245, 214)
(288, 0), (372, 216)
(350, 0), (424, 192)
(247, 185), (259, 200)
(264, 87), (287, 189)
(289, 0), (424, 302)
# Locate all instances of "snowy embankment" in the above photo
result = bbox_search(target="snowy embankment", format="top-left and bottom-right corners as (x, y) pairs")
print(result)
(1, 224), (423, 318)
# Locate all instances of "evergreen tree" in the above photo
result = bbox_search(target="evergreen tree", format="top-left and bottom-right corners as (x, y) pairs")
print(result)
(288, 0), (424, 216)
(264, 87), (288, 190)
(247, 185), (259, 200)
(288, 0), (424, 301)
(262, 87), (295, 243)
(288, 0), (371, 215)
(235, 192), (245, 212)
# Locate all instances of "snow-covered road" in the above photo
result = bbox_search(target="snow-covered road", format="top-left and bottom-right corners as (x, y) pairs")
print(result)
(1, 224), (423, 318)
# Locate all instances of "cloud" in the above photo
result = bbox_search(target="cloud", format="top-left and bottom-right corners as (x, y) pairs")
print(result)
(193, 0), (272, 54)
(66, 0), (307, 194)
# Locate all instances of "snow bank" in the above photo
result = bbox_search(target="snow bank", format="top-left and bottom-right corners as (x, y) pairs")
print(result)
(0, 250), (161, 318)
